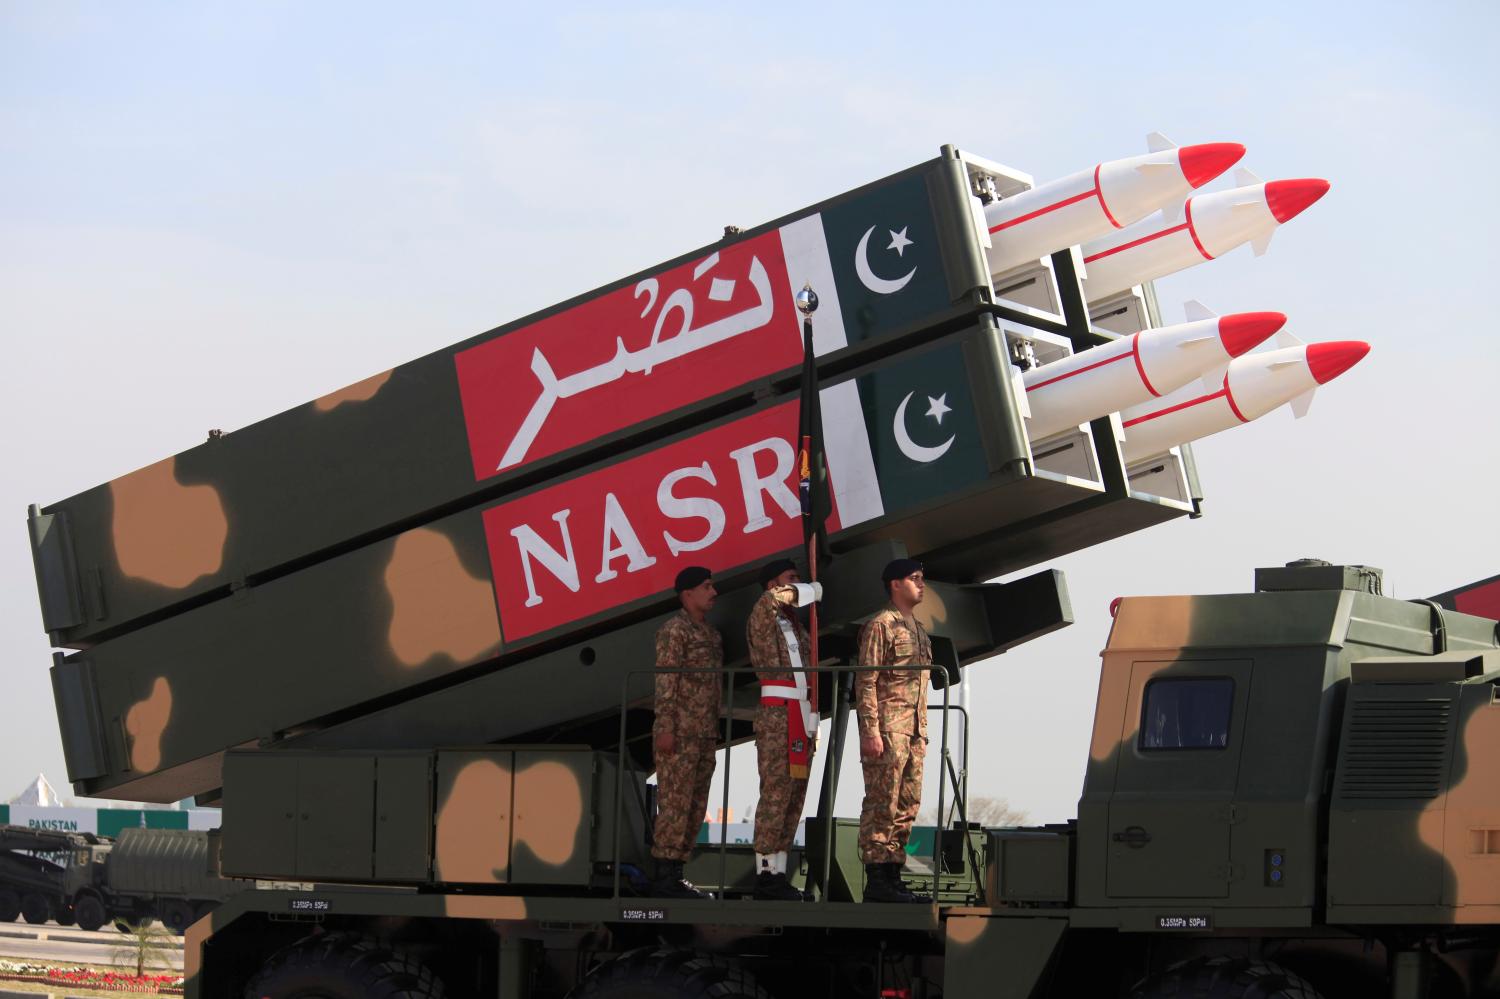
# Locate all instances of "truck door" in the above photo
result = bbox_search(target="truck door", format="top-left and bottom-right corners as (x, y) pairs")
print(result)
(1106, 660), (1251, 899)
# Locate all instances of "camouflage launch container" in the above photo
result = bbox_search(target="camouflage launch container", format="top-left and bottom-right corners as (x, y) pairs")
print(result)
(38, 149), (1203, 805)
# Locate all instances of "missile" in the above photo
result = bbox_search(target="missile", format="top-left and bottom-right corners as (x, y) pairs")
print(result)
(983, 134), (1245, 275)
(1080, 169), (1331, 301)
(1021, 303), (1286, 441)
(1119, 338), (1370, 463)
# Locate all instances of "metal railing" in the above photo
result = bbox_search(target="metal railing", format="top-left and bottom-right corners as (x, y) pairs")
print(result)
(610, 661), (971, 904)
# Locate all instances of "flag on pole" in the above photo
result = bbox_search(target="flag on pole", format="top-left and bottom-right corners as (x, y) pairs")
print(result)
(797, 312), (832, 561)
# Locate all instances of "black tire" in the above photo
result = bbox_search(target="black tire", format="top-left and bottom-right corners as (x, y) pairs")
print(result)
(244, 932), (446, 999)
(0, 888), (19, 922)
(20, 893), (50, 925)
(161, 899), (194, 935)
(1131, 956), (1326, 999)
(570, 947), (774, 999)
(53, 906), (76, 927)
(74, 895), (107, 933)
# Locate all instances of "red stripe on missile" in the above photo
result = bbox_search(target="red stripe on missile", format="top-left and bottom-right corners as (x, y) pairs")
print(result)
(1095, 164), (1123, 229)
(1082, 222), (1190, 264)
(1121, 385), (1228, 428)
(1130, 332), (1160, 396)
(1222, 373), (1250, 423)
(988, 187), (1099, 234)
(1025, 344), (1134, 392)
(1184, 198), (1214, 261)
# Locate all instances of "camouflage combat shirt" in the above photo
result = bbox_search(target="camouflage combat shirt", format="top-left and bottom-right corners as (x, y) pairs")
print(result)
(746, 585), (811, 684)
(654, 610), (724, 738)
(855, 604), (932, 741)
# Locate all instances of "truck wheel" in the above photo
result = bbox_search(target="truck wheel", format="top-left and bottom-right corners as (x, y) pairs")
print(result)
(1131, 956), (1325, 999)
(570, 947), (774, 999)
(54, 906), (76, 927)
(74, 896), (107, 932)
(0, 889), (19, 922)
(243, 933), (446, 999)
(161, 900), (194, 935)
(116, 915), (156, 932)
(20, 894), (50, 925)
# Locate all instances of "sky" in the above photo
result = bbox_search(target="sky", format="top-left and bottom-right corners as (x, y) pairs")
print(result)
(1, 1), (1496, 825)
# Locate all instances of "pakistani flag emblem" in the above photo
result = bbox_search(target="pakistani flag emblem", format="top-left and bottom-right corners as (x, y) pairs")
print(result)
(853, 338), (987, 515)
(822, 173), (951, 345)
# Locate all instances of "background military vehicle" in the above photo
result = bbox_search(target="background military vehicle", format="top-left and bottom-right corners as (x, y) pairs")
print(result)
(0, 823), (242, 934)
(29, 146), (1492, 997)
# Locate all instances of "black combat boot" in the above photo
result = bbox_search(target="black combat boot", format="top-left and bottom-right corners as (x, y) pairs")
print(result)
(753, 870), (807, 901)
(862, 862), (913, 903)
(650, 860), (710, 900)
(887, 863), (932, 903)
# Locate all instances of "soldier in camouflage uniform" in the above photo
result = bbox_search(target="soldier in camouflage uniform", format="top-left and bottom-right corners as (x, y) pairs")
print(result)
(855, 558), (932, 903)
(650, 565), (722, 899)
(747, 558), (823, 901)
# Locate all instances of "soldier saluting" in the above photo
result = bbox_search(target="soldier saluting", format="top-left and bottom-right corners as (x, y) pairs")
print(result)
(855, 558), (933, 904)
(747, 558), (823, 901)
(650, 566), (721, 900)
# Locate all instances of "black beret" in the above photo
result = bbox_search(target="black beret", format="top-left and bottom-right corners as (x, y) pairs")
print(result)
(757, 558), (797, 587)
(673, 566), (713, 593)
(881, 558), (924, 584)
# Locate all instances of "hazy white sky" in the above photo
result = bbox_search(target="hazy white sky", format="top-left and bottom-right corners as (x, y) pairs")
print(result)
(2, 1), (1496, 822)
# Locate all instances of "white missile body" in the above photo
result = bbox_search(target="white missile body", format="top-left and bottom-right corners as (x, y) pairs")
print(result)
(1080, 170), (1331, 301)
(1119, 338), (1369, 463)
(983, 134), (1245, 275)
(1021, 304), (1285, 441)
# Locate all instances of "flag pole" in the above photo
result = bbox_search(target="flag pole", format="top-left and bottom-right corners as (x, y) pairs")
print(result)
(794, 284), (821, 675)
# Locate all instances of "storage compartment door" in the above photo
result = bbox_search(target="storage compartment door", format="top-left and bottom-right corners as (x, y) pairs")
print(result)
(1106, 660), (1251, 899)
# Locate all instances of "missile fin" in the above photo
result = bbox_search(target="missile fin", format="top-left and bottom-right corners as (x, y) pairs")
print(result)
(1275, 329), (1304, 349)
(1134, 161), (1178, 174)
(1250, 230), (1274, 256)
(1234, 167), (1264, 187)
(1147, 131), (1176, 153)
(1183, 299), (1216, 322)
(1201, 364), (1228, 391)
(1176, 335), (1217, 348)
(1269, 359), (1303, 369)
(1289, 387), (1315, 419)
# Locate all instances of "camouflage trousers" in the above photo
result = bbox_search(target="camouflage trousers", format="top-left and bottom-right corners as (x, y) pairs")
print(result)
(652, 736), (716, 862)
(858, 732), (925, 864)
(753, 705), (812, 854)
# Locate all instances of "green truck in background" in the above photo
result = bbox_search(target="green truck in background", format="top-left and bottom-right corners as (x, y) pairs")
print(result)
(0, 823), (242, 934)
(24, 146), (1500, 997)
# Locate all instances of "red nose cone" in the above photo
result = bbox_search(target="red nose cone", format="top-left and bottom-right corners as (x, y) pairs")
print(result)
(1217, 311), (1287, 357)
(1306, 340), (1370, 385)
(1177, 142), (1246, 189)
(1266, 178), (1330, 223)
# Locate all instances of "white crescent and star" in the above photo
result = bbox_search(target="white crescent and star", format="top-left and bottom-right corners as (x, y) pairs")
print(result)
(855, 225), (917, 295)
(893, 391), (956, 463)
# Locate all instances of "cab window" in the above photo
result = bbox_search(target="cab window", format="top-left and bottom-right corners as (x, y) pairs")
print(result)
(1140, 677), (1234, 750)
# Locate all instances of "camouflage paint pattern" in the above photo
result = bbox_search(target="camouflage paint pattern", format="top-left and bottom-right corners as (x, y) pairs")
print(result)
(34, 153), (984, 651)
(110, 457), (227, 589)
(1077, 568), (1500, 931)
(652, 736), (716, 862)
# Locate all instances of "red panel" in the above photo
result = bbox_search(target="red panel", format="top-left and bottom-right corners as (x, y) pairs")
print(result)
(1455, 579), (1500, 621)
(482, 401), (844, 641)
(453, 230), (802, 480)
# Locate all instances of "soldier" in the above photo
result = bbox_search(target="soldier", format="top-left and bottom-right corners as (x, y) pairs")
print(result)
(747, 558), (823, 901)
(855, 557), (933, 904)
(650, 565), (722, 899)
